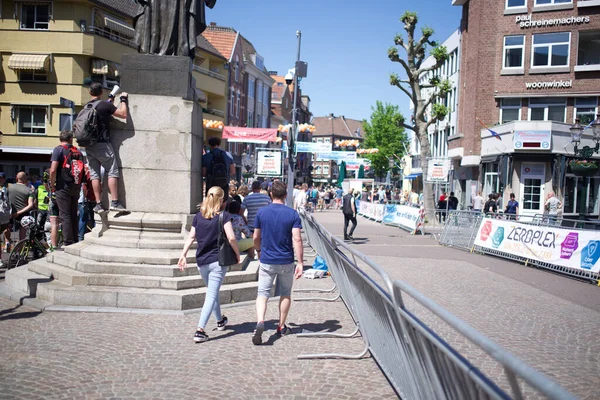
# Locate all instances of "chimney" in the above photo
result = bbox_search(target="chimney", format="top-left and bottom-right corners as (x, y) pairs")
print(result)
(210, 22), (216, 26)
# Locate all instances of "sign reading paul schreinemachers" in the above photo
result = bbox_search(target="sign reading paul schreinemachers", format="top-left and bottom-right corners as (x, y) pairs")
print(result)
(516, 14), (590, 29)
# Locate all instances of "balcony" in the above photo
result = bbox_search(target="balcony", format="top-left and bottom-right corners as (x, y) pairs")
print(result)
(575, 30), (600, 72)
(192, 65), (226, 97)
(88, 26), (135, 49)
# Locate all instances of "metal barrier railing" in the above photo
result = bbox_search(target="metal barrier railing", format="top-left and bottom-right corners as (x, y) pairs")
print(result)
(298, 209), (576, 400)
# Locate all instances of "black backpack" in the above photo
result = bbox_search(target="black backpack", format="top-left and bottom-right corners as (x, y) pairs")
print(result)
(74, 100), (102, 147)
(210, 150), (229, 189)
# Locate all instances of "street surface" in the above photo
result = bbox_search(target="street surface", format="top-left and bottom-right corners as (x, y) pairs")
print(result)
(313, 209), (600, 400)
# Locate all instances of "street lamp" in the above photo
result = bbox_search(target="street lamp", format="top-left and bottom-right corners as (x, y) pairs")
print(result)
(570, 115), (600, 158)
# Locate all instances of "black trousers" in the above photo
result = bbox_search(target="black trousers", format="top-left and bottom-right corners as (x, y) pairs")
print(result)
(55, 187), (80, 245)
(343, 214), (357, 238)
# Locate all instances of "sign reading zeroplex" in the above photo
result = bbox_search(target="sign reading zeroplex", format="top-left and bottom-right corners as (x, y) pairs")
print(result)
(295, 142), (332, 153)
(256, 151), (282, 176)
(426, 158), (450, 182)
(474, 218), (600, 273)
(316, 151), (357, 161)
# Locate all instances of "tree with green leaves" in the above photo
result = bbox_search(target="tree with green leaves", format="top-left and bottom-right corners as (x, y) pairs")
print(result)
(388, 11), (450, 213)
(362, 101), (408, 178)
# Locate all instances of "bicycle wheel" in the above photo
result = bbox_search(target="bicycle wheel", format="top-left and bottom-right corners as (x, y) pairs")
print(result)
(7, 240), (33, 270)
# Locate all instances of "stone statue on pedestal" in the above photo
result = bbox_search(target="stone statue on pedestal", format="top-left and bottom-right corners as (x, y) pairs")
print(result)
(133, 0), (217, 59)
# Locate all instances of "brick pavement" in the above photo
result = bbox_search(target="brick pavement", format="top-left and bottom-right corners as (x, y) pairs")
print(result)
(0, 262), (396, 399)
(313, 209), (600, 400)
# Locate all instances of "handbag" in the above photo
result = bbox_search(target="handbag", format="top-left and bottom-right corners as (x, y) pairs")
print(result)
(218, 213), (238, 267)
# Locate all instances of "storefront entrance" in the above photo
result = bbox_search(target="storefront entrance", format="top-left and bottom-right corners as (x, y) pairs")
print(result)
(520, 163), (546, 217)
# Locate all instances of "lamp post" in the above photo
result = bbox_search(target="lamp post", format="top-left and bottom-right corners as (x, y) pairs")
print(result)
(569, 115), (600, 158)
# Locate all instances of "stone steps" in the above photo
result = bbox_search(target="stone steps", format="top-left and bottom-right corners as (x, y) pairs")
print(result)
(85, 235), (196, 250)
(64, 242), (194, 265)
(27, 259), (259, 290)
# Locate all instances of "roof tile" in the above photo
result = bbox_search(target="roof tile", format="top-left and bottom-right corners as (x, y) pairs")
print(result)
(203, 25), (238, 60)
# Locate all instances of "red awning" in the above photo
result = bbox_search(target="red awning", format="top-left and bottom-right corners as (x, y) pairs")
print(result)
(222, 127), (278, 144)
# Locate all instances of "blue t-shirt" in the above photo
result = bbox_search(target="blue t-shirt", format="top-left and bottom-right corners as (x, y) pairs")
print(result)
(192, 211), (232, 266)
(335, 188), (343, 199)
(505, 200), (519, 214)
(255, 203), (302, 265)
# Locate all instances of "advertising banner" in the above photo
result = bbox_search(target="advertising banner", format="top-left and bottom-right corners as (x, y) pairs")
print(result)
(426, 158), (451, 182)
(223, 127), (278, 144)
(256, 151), (282, 176)
(345, 158), (371, 171)
(358, 201), (385, 222)
(295, 142), (332, 153)
(316, 151), (357, 162)
(474, 219), (600, 273)
(513, 130), (551, 150)
(382, 204), (424, 234)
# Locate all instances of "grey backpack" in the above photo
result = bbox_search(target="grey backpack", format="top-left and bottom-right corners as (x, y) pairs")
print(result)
(74, 100), (102, 147)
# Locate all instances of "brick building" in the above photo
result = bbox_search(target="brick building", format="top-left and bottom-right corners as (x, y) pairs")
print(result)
(452, 0), (600, 217)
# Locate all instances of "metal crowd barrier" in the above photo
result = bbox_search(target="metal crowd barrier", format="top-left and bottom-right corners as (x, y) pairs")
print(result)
(297, 209), (575, 400)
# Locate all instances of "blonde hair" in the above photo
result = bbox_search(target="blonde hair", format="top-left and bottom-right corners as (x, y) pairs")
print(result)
(238, 185), (249, 196)
(200, 186), (225, 219)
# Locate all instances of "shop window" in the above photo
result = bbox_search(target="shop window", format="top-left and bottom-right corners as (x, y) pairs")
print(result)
(503, 35), (524, 69)
(564, 176), (600, 214)
(506, 0), (526, 7)
(575, 97), (598, 125)
(577, 30), (600, 67)
(19, 69), (48, 82)
(21, 3), (50, 30)
(17, 106), (46, 135)
(500, 98), (521, 123)
(528, 97), (566, 122)
(532, 33), (570, 68)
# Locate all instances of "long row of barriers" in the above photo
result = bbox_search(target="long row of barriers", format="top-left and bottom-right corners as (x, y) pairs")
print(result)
(297, 209), (576, 400)
(439, 211), (600, 284)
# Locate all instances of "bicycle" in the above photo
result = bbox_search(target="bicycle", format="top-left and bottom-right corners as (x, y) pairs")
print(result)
(6, 216), (48, 270)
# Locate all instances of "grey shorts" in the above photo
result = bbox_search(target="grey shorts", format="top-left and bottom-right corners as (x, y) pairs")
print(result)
(86, 142), (119, 180)
(257, 262), (295, 298)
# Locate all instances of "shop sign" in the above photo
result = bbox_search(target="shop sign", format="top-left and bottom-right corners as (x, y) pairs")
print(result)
(513, 130), (551, 150)
(474, 219), (600, 273)
(521, 163), (545, 177)
(525, 80), (572, 90)
(426, 158), (450, 182)
(256, 150), (282, 176)
(516, 14), (590, 29)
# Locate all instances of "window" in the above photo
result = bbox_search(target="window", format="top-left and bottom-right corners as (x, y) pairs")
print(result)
(257, 81), (263, 104)
(263, 87), (269, 104)
(522, 178), (543, 211)
(91, 74), (120, 90)
(248, 78), (255, 99)
(255, 55), (264, 70)
(19, 70), (47, 82)
(484, 170), (500, 206)
(17, 106), (46, 135)
(535, 0), (572, 4)
(256, 114), (261, 127)
(234, 55), (239, 83)
(21, 3), (50, 30)
(529, 97), (566, 122)
(314, 166), (322, 175)
(564, 177), (600, 214)
(263, 115), (268, 128)
(577, 30), (600, 67)
(235, 92), (240, 118)
(324, 138), (331, 143)
(575, 97), (598, 125)
(248, 111), (254, 128)
(500, 98), (521, 123)
(503, 36), (524, 69)
(506, 0), (526, 7)
(230, 89), (234, 115)
(323, 165), (330, 176)
(532, 33), (570, 67)
(59, 114), (73, 131)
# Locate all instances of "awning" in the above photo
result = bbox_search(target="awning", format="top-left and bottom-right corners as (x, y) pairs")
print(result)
(91, 59), (120, 78)
(222, 126), (278, 144)
(8, 54), (50, 71)
(404, 173), (422, 180)
(104, 16), (135, 38)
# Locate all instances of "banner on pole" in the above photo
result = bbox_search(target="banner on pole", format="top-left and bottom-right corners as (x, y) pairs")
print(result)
(295, 142), (332, 153)
(256, 150), (282, 176)
(474, 218), (600, 273)
(316, 151), (357, 162)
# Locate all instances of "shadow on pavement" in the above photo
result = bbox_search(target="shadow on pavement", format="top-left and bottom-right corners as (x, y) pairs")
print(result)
(288, 319), (342, 333)
(0, 303), (42, 321)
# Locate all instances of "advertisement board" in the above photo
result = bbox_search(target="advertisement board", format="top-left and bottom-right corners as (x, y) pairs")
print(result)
(345, 158), (371, 171)
(382, 204), (424, 234)
(513, 131), (551, 150)
(316, 151), (357, 162)
(256, 150), (282, 176)
(474, 219), (600, 273)
(426, 158), (451, 182)
(295, 142), (332, 153)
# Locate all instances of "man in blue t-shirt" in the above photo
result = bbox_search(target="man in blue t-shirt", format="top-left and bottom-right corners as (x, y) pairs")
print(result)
(251, 180), (303, 345)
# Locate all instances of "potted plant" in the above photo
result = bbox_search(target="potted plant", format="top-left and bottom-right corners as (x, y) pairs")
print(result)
(569, 160), (599, 177)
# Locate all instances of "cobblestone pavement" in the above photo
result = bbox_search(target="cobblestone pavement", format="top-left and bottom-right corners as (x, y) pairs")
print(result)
(0, 263), (396, 399)
(313, 210), (600, 399)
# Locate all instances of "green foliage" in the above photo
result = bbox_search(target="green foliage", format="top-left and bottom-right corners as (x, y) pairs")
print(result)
(432, 103), (449, 121)
(389, 73), (400, 86)
(431, 45), (448, 64)
(438, 78), (452, 95)
(388, 46), (400, 62)
(421, 26), (434, 38)
(401, 11), (417, 24)
(362, 101), (408, 177)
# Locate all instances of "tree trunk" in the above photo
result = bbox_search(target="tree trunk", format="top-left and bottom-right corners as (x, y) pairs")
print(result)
(417, 122), (435, 215)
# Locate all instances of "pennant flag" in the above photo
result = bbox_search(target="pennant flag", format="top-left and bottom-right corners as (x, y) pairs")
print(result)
(476, 117), (502, 141)
(583, 119), (594, 131)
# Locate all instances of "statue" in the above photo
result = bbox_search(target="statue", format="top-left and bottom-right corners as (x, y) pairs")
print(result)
(133, 0), (217, 59)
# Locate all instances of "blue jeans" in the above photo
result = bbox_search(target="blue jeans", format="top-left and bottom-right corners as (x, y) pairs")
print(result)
(78, 203), (87, 241)
(197, 261), (227, 329)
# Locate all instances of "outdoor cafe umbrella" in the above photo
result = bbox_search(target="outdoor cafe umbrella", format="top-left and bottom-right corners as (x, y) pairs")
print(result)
(357, 164), (365, 179)
(337, 161), (347, 186)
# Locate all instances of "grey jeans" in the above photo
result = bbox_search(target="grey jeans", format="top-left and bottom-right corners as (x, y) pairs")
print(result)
(197, 261), (227, 329)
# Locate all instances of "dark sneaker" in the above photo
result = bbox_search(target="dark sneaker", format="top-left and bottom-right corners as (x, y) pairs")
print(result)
(217, 316), (228, 331)
(110, 201), (128, 213)
(193, 330), (209, 343)
(93, 203), (108, 215)
(252, 322), (264, 345)
(276, 324), (291, 336)
(348, 235), (354, 240)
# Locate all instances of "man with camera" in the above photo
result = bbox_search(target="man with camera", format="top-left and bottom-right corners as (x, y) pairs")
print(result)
(84, 82), (129, 214)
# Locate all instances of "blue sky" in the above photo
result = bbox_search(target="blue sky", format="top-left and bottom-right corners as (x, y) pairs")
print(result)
(207, 0), (462, 122)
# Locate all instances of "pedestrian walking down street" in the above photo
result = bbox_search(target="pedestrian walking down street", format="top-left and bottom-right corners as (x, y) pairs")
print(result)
(342, 188), (357, 241)
(178, 186), (240, 343)
(252, 181), (303, 345)
(504, 193), (519, 220)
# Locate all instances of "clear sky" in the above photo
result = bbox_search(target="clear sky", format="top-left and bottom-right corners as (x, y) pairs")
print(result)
(207, 0), (462, 122)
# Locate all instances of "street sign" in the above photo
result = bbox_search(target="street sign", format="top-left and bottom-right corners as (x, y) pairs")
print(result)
(59, 97), (74, 109)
